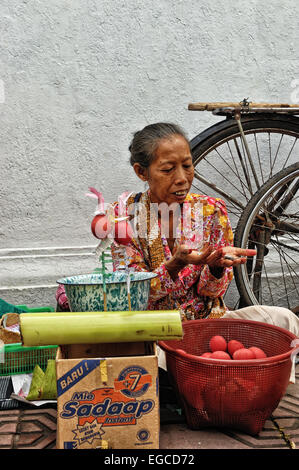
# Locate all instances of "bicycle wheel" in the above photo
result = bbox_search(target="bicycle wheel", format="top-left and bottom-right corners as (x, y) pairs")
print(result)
(190, 114), (299, 231)
(233, 162), (299, 309)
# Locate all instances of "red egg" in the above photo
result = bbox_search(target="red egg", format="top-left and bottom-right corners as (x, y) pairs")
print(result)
(176, 349), (187, 356)
(249, 346), (267, 359)
(224, 377), (258, 414)
(114, 219), (134, 246)
(233, 348), (256, 360)
(91, 214), (112, 239)
(180, 379), (204, 409)
(203, 376), (257, 416)
(200, 352), (213, 358)
(228, 340), (245, 357)
(202, 378), (226, 414)
(209, 335), (227, 352)
(202, 375), (227, 418)
(210, 351), (231, 360)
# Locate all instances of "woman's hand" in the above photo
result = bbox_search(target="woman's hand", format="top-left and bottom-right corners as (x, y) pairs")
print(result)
(165, 244), (257, 280)
(199, 246), (257, 269)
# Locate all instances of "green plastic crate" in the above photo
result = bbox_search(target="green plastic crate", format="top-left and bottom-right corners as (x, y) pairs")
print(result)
(0, 302), (57, 376)
(15, 305), (55, 313)
(0, 343), (58, 376)
(0, 298), (55, 319)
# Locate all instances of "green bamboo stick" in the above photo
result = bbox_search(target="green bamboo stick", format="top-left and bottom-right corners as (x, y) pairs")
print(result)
(127, 292), (132, 311)
(101, 252), (107, 311)
(99, 250), (114, 311)
(126, 272), (132, 311)
(20, 310), (183, 346)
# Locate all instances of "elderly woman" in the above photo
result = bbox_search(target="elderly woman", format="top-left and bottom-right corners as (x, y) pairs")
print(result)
(111, 123), (299, 325)
(112, 123), (253, 320)
(56, 122), (299, 379)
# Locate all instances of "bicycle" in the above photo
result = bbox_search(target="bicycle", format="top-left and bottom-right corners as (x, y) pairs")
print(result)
(188, 99), (299, 310)
(234, 162), (299, 311)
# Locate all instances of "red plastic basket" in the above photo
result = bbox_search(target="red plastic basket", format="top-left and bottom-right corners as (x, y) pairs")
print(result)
(159, 318), (298, 436)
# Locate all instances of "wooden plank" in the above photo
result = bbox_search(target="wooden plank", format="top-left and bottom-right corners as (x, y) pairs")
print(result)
(188, 102), (299, 111)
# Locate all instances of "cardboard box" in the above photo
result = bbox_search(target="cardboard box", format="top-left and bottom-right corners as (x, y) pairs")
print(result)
(56, 342), (159, 449)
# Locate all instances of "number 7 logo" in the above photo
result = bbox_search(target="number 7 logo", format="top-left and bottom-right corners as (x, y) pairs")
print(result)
(129, 373), (141, 391)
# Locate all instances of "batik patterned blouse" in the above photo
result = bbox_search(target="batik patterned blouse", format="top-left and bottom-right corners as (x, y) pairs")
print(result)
(111, 191), (234, 321)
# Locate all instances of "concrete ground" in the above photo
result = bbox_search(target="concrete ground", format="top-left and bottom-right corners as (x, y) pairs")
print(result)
(0, 365), (298, 450)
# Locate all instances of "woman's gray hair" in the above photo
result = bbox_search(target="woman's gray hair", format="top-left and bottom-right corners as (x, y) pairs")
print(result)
(129, 122), (189, 168)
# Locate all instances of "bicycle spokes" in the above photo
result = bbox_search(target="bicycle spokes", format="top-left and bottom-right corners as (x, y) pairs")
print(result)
(191, 118), (299, 232)
(234, 164), (299, 309)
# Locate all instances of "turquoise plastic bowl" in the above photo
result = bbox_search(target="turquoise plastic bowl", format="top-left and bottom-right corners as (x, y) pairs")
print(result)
(56, 272), (157, 312)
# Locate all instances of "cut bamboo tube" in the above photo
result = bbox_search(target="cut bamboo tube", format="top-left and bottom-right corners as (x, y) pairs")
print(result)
(20, 310), (183, 346)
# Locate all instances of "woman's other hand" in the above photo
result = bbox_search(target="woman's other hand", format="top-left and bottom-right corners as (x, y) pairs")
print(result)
(201, 246), (257, 268)
(165, 244), (214, 279)
(165, 244), (257, 280)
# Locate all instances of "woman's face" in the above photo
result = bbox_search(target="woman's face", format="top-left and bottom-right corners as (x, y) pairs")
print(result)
(134, 134), (194, 205)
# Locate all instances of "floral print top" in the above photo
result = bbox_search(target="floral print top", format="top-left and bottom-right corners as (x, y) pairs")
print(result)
(111, 191), (234, 321)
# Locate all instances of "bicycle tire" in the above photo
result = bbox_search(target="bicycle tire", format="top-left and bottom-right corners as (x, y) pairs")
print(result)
(233, 162), (299, 308)
(190, 113), (299, 231)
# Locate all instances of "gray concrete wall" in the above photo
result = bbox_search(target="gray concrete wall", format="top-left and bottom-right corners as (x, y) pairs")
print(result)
(0, 0), (298, 307)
